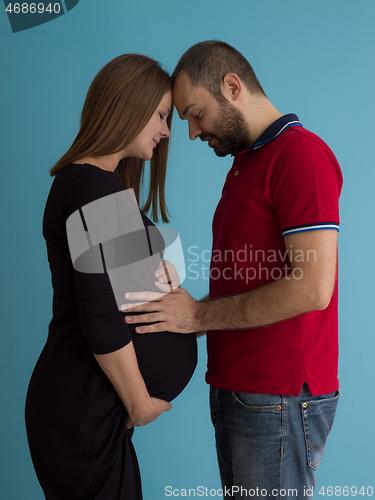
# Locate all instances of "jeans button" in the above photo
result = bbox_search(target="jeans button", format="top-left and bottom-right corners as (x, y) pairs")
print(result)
(302, 402), (308, 409)
(275, 405), (282, 411)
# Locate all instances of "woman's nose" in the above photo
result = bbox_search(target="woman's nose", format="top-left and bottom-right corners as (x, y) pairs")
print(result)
(162, 122), (170, 138)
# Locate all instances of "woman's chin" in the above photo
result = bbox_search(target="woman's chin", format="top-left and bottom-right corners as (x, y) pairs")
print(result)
(142, 151), (154, 161)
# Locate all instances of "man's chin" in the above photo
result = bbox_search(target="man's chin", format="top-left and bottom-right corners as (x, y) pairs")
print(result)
(212, 145), (231, 157)
(214, 150), (230, 158)
(214, 143), (248, 157)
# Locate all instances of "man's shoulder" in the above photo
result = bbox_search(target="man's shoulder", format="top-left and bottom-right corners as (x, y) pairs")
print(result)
(282, 125), (333, 152)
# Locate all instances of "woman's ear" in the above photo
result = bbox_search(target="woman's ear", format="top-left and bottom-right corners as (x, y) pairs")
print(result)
(221, 73), (242, 102)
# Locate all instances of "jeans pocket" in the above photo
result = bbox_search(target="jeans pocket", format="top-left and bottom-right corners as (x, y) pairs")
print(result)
(301, 392), (339, 470)
(234, 392), (283, 411)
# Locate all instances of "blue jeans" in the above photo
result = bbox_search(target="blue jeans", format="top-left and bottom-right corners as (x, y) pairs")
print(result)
(210, 385), (339, 500)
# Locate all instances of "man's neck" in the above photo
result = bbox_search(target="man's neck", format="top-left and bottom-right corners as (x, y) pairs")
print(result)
(243, 95), (283, 146)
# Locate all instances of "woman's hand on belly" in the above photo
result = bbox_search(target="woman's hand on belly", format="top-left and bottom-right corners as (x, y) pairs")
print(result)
(154, 260), (180, 293)
(94, 343), (172, 429)
(126, 397), (172, 428)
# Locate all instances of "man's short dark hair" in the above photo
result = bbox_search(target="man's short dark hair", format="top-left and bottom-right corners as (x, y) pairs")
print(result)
(172, 40), (266, 100)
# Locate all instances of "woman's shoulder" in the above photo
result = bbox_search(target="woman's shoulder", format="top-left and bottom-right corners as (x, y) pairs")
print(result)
(57, 163), (122, 187)
(48, 163), (125, 221)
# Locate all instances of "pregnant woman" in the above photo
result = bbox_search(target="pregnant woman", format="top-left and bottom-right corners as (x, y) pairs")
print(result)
(25, 54), (197, 500)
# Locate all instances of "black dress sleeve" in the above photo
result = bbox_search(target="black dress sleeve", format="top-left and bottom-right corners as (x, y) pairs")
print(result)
(62, 167), (133, 354)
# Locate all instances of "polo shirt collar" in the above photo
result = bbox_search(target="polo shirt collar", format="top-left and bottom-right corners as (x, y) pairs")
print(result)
(248, 113), (302, 152)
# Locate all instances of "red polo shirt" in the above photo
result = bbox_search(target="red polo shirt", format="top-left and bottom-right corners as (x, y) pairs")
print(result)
(206, 114), (343, 396)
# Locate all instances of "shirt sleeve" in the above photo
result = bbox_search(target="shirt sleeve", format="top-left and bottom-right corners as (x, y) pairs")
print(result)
(63, 170), (133, 355)
(269, 133), (343, 237)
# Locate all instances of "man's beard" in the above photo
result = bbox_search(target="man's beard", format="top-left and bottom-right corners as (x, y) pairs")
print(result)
(202, 99), (250, 157)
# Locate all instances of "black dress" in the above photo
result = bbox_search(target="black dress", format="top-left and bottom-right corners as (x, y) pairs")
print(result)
(25, 164), (197, 500)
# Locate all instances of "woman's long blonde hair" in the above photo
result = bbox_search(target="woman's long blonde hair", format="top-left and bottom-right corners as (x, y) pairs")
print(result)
(51, 54), (172, 222)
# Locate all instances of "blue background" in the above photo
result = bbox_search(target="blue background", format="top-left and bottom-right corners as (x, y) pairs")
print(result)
(1, 0), (374, 498)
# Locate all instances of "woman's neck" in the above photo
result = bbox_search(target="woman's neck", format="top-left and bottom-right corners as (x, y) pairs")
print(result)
(73, 154), (122, 172)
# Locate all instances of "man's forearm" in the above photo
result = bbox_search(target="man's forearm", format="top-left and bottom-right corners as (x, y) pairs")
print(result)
(196, 272), (331, 332)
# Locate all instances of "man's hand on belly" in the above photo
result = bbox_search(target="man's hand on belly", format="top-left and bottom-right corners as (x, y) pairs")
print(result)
(121, 288), (200, 334)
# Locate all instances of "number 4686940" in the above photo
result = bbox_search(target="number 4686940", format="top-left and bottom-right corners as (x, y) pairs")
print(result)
(6, 3), (61, 14)
(318, 486), (374, 497)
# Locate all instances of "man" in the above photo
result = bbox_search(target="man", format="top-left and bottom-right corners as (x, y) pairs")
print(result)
(123, 41), (342, 499)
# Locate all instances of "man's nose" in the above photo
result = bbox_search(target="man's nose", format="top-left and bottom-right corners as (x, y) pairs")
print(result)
(188, 122), (201, 141)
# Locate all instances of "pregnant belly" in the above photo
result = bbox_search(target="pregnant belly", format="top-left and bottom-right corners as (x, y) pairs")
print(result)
(127, 315), (197, 402)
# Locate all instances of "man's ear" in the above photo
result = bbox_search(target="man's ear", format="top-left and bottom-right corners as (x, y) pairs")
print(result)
(221, 73), (242, 102)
